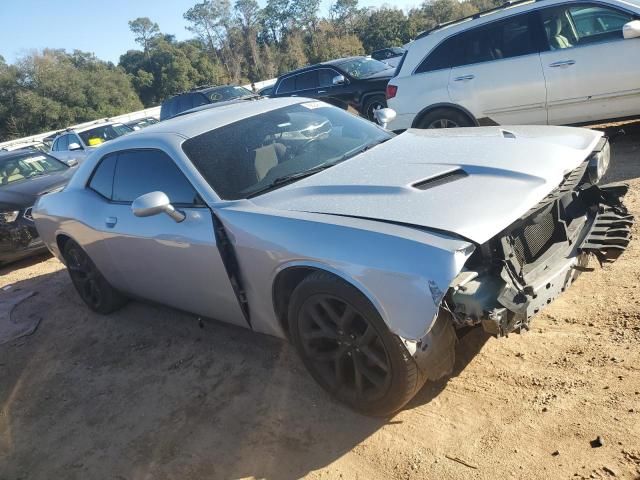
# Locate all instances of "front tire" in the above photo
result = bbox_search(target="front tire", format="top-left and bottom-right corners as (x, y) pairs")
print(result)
(289, 272), (426, 416)
(62, 239), (127, 314)
(416, 108), (474, 129)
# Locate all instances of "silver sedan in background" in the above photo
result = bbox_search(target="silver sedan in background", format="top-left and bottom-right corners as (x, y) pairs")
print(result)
(33, 98), (632, 416)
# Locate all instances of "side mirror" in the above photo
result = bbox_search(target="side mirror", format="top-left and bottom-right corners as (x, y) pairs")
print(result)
(623, 20), (640, 39)
(132, 191), (186, 223)
(374, 108), (397, 129)
(66, 158), (78, 167)
(68, 142), (83, 151)
(332, 75), (346, 86)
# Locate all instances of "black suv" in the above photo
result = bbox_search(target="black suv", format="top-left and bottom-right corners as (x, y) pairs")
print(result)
(271, 56), (395, 121)
(371, 47), (406, 62)
(160, 85), (257, 120)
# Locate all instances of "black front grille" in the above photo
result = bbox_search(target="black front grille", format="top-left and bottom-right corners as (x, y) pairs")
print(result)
(510, 208), (556, 265)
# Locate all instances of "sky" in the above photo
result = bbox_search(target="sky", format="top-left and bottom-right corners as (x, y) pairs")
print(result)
(0, 0), (421, 65)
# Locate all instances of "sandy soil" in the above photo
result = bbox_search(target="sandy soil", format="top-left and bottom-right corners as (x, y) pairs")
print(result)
(1, 123), (639, 480)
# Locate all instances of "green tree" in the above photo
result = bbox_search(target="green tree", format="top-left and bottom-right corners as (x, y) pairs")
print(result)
(128, 17), (161, 56)
(0, 49), (142, 141)
(356, 7), (411, 52)
(330, 0), (361, 35)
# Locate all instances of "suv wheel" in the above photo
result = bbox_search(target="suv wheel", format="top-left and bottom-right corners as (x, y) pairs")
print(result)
(416, 108), (474, 129)
(363, 95), (387, 122)
(289, 271), (427, 417)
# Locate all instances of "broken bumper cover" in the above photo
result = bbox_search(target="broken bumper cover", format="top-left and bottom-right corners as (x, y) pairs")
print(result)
(453, 182), (633, 337)
(579, 183), (633, 264)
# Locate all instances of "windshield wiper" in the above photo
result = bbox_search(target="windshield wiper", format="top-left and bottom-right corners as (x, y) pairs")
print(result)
(246, 138), (391, 199)
(336, 137), (391, 163)
(247, 162), (339, 198)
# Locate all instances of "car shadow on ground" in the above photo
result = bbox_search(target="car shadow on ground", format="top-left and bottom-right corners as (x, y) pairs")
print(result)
(0, 269), (490, 480)
(0, 252), (52, 277)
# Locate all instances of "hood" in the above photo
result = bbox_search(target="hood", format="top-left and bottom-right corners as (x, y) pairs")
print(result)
(252, 126), (602, 244)
(0, 169), (74, 210)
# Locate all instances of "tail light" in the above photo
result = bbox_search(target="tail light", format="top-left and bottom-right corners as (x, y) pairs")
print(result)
(386, 84), (398, 100)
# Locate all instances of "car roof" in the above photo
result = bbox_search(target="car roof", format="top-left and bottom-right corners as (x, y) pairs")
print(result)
(280, 56), (367, 78)
(0, 148), (47, 160)
(168, 97), (262, 119)
(411, 0), (632, 42)
(102, 97), (309, 146)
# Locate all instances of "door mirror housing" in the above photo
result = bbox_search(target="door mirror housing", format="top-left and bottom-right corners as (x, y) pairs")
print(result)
(623, 20), (640, 39)
(68, 142), (83, 151)
(65, 158), (78, 167)
(332, 75), (346, 86)
(374, 108), (397, 129)
(132, 191), (186, 223)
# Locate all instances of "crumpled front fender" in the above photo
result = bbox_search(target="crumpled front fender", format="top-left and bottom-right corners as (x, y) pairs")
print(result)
(217, 204), (475, 341)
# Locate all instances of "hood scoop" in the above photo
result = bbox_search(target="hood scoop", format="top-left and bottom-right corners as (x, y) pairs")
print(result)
(412, 169), (468, 190)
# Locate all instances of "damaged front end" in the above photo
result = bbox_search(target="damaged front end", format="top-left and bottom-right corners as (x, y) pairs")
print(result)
(446, 138), (633, 337)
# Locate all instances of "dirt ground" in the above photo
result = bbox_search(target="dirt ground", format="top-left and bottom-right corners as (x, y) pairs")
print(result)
(1, 123), (639, 480)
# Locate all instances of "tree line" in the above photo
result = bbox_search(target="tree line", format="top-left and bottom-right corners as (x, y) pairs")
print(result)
(0, 0), (504, 142)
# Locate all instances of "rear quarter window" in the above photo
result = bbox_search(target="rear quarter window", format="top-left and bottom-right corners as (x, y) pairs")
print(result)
(277, 76), (296, 94)
(89, 154), (117, 199)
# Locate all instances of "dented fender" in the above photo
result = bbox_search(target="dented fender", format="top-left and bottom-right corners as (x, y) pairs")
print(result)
(216, 202), (475, 341)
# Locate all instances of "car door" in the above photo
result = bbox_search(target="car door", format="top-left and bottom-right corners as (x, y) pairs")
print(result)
(66, 132), (87, 162)
(293, 70), (320, 99)
(447, 12), (548, 125)
(539, 2), (640, 125)
(53, 134), (70, 162)
(316, 67), (351, 108)
(86, 148), (247, 327)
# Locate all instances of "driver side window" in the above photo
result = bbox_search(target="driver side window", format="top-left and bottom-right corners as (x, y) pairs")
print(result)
(89, 149), (201, 206)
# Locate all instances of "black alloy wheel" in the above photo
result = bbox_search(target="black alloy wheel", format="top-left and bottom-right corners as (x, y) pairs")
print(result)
(63, 239), (127, 314)
(297, 293), (392, 403)
(289, 272), (427, 416)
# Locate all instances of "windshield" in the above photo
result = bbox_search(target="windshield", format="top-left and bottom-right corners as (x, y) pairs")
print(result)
(205, 86), (254, 103)
(79, 123), (133, 147)
(337, 57), (393, 79)
(183, 102), (392, 200)
(0, 153), (67, 186)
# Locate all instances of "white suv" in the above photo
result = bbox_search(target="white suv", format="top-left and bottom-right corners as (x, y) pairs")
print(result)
(387, 0), (640, 130)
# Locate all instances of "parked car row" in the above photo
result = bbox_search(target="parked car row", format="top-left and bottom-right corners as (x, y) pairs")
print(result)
(49, 121), (136, 165)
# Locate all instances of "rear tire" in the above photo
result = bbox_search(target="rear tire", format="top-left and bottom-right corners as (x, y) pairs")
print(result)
(289, 271), (426, 417)
(416, 108), (474, 129)
(363, 95), (388, 122)
(62, 239), (127, 314)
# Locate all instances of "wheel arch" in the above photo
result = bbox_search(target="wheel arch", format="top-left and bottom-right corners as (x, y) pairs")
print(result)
(54, 233), (75, 264)
(359, 91), (387, 110)
(411, 102), (479, 128)
(271, 262), (387, 340)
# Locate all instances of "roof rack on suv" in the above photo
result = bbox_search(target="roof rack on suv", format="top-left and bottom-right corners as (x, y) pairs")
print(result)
(188, 84), (216, 92)
(414, 0), (545, 40)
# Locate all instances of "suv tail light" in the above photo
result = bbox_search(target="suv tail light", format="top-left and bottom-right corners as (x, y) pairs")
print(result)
(386, 85), (398, 100)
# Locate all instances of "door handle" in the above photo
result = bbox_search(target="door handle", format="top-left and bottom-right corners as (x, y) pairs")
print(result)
(454, 74), (475, 82)
(317, 90), (327, 94)
(549, 60), (576, 68)
(105, 217), (117, 228)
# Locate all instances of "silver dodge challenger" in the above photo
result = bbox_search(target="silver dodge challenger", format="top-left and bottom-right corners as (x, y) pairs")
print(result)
(33, 98), (632, 416)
